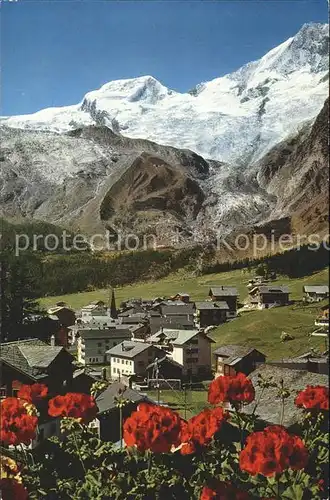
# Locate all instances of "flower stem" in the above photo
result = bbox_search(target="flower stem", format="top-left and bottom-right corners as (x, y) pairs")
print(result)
(19, 443), (29, 466)
(73, 429), (86, 475)
(119, 404), (123, 449)
(252, 386), (265, 416)
(236, 409), (244, 450)
(147, 450), (152, 477)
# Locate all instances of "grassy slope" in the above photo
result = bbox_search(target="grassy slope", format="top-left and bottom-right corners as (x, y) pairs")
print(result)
(210, 300), (328, 360)
(39, 266), (329, 360)
(39, 266), (328, 308)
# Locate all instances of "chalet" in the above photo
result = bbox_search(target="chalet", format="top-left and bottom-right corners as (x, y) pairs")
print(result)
(247, 278), (268, 289)
(76, 323), (133, 365)
(303, 285), (329, 302)
(213, 345), (266, 377)
(170, 293), (190, 303)
(20, 314), (62, 344)
(315, 305), (329, 328)
(147, 328), (214, 378)
(119, 303), (145, 315)
(71, 367), (100, 394)
(56, 326), (71, 348)
(80, 301), (108, 321)
(95, 382), (155, 442)
(249, 285), (290, 309)
(119, 315), (149, 339)
(119, 309), (148, 320)
(243, 364), (329, 429)
(152, 297), (165, 304)
(267, 352), (329, 376)
(47, 305), (76, 327)
(120, 298), (153, 313)
(151, 299), (187, 312)
(146, 356), (183, 382)
(194, 301), (228, 327)
(0, 339), (75, 398)
(107, 341), (164, 379)
(208, 287), (238, 317)
(160, 303), (195, 320)
(119, 313), (148, 323)
(0, 339), (77, 449)
(149, 314), (195, 335)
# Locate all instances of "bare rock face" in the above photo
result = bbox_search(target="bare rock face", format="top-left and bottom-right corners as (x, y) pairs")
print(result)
(0, 24), (328, 245)
(0, 125), (213, 242)
(0, 98), (328, 245)
(255, 98), (329, 234)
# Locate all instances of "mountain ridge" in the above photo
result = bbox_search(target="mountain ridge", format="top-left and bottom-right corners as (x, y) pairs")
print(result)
(1, 23), (328, 166)
(0, 22), (328, 243)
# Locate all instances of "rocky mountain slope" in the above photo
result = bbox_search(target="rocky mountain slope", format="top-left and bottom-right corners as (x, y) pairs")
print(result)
(0, 124), (277, 242)
(254, 97), (329, 235)
(0, 23), (328, 243)
(1, 23), (328, 166)
(0, 95), (327, 243)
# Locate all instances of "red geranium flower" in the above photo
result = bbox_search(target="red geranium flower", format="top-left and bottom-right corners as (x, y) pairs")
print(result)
(123, 403), (181, 453)
(17, 383), (48, 404)
(208, 373), (255, 406)
(0, 479), (28, 500)
(180, 406), (228, 454)
(239, 425), (308, 477)
(295, 385), (329, 410)
(200, 481), (251, 499)
(180, 441), (196, 455)
(0, 398), (37, 446)
(48, 393), (97, 424)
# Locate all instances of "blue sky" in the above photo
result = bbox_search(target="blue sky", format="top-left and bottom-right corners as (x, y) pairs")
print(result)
(1, 0), (328, 116)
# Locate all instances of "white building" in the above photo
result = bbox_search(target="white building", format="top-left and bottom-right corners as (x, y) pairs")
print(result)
(107, 341), (165, 380)
(80, 301), (109, 322)
(147, 328), (214, 377)
(303, 285), (329, 302)
(77, 323), (139, 365)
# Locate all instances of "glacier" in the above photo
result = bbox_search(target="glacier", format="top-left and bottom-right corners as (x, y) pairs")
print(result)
(0, 22), (328, 166)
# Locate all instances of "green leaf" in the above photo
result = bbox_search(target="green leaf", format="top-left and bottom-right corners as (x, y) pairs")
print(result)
(282, 484), (305, 500)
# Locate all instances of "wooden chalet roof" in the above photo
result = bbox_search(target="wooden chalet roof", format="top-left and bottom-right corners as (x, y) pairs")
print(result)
(96, 382), (155, 414)
(209, 287), (238, 297)
(0, 339), (72, 380)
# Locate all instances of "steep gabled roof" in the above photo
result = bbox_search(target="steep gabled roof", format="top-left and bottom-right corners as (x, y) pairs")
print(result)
(106, 341), (154, 358)
(0, 339), (72, 380)
(160, 304), (195, 316)
(148, 316), (195, 334)
(303, 285), (329, 294)
(213, 345), (265, 365)
(209, 287), (238, 297)
(147, 328), (214, 346)
(195, 301), (229, 310)
(146, 356), (183, 371)
(96, 382), (155, 414)
(19, 345), (64, 368)
(258, 286), (290, 294)
(47, 306), (75, 315)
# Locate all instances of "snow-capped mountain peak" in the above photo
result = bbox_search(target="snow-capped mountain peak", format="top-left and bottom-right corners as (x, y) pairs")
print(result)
(1, 22), (328, 164)
(82, 75), (174, 106)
